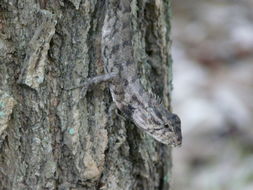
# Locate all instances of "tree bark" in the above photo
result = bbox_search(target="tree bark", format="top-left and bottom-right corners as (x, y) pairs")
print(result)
(0, 0), (174, 189)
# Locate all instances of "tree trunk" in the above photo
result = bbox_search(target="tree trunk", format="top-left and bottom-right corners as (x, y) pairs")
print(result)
(0, 0), (174, 189)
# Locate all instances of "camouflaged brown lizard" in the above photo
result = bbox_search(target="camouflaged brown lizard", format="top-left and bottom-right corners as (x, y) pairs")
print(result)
(68, 0), (182, 146)
(101, 0), (182, 146)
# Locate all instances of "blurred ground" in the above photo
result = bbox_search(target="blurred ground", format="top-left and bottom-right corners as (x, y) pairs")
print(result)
(171, 0), (253, 190)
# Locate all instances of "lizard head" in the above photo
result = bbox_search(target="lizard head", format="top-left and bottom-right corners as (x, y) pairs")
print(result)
(132, 105), (182, 146)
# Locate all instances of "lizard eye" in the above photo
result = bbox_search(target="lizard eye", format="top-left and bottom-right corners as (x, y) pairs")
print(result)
(164, 124), (173, 132)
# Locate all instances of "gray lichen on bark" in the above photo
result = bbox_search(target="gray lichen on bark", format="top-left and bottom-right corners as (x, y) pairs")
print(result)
(0, 0), (174, 189)
(18, 10), (57, 90)
(0, 91), (16, 136)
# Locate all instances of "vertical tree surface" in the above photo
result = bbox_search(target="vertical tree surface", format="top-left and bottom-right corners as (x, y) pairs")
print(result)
(0, 0), (175, 189)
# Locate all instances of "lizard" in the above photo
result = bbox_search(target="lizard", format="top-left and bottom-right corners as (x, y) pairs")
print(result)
(67, 0), (182, 146)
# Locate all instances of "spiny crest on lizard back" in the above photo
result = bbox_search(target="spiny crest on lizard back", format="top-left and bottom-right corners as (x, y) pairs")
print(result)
(148, 91), (162, 105)
(132, 102), (182, 146)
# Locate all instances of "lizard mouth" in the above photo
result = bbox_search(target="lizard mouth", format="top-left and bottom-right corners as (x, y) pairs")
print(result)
(172, 135), (182, 147)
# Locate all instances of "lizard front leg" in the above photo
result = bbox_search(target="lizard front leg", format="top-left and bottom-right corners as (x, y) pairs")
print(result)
(65, 71), (118, 96)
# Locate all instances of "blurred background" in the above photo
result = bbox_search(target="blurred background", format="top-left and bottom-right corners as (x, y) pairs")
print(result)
(171, 0), (253, 189)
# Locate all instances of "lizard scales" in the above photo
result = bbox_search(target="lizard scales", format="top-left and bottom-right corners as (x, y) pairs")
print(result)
(102, 0), (182, 146)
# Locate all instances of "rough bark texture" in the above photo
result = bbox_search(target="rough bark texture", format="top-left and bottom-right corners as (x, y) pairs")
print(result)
(0, 0), (174, 189)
